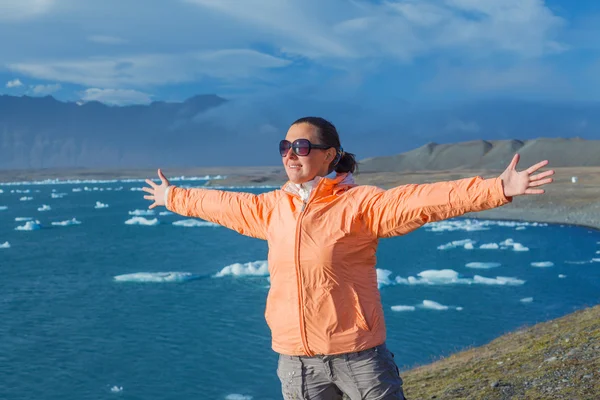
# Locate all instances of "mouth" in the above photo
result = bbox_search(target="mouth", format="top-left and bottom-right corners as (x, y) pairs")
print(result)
(287, 164), (302, 169)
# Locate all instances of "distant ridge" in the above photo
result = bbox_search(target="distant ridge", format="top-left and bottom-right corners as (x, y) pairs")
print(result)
(359, 138), (600, 172)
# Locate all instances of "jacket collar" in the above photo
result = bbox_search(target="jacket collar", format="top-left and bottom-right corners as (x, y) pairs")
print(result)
(282, 172), (356, 199)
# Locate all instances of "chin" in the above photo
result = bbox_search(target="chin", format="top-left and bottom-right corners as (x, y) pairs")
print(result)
(286, 168), (310, 184)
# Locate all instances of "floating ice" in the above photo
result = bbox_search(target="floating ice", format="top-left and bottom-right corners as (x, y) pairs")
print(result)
(51, 218), (81, 226)
(0, 189), (3, 193)
(15, 217), (32, 221)
(377, 269), (395, 288)
(520, 297), (534, 303)
(500, 239), (529, 252)
(531, 262), (554, 268)
(15, 220), (42, 230)
(225, 394), (253, 400)
(0, 176), (225, 186)
(110, 386), (123, 393)
(95, 201), (109, 209)
(214, 260), (269, 278)
(114, 272), (200, 282)
(19, 196), (33, 201)
(465, 262), (501, 269)
(0, 241), (10, 249)
(0, 206), (7, 210)
(172, 219), (219, 228)
(390, 305), (416, 312)
(427, 219), (547, 233)
(437, 239), (476, 250)
(37, 204), (51, 211)
(72, 188), (82, 192)
(516, 226), (526, 231)
(51, 193), (67, 198)
(479, 243), (499, 250)
(472, 276), (525, 285)
(128, 209), (154, 216)
(427, 220), (490, 232)
(558, 274), (567, 278)
(421, 300), (450, 310)
(392, 269), (525, 286)
(159, 211), (173, 216)
(125, 217), (158, 226)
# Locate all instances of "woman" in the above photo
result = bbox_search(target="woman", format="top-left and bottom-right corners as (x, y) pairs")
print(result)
(143, 116), (554, 400)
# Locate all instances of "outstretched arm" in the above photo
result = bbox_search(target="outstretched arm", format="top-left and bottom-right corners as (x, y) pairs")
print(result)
(142, 169), (276, 240)
(362, 154), (554, 238)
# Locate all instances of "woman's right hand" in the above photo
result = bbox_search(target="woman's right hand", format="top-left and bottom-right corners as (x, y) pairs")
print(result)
(142, 169), (171, 209)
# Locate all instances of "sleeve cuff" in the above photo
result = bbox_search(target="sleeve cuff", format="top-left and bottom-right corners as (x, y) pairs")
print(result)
(164, 186), (172, 207)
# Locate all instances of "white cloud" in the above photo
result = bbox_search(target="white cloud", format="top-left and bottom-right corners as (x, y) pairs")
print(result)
(81, 88), (152, 105)
(186, 0), (566, 61)
(88, 35), (128, 45)
(0, 0), (55, 20)
(6, 78), (23, 88)
(8, 49), (291, 87)
(30, 83), (61, 94)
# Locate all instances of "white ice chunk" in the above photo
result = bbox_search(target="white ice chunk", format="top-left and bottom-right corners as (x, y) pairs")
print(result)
(128, 209), (154, 216)
(114, 272), (200, 282)
(479, 243), (499, 249)
(172, 219), (219, 228)
(465, 262), (501, 269)
(437, 239), (476, 250)
(391, 305), (416, 312)
(531, 262), (554, 268)
(377, 269), (395, 288)
(125, 217), (158, 226)
(421, 300), (449, 310)
(51, 218), (81, 226)
(214, 260), (269, 278)
(15, 220), (42, 230)
(520, 297), (534, 303)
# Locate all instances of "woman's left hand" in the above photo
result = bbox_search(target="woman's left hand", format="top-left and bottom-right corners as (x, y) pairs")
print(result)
(499, 154), (554, 198)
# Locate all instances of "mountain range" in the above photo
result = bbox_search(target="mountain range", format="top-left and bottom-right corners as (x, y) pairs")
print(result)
(1, 94), (599, 169)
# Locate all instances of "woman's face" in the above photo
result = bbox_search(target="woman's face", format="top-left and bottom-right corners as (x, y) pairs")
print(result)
(282, 123), (336, 184)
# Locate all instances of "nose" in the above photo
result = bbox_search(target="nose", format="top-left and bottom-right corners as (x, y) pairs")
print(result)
(283, 149), (298, 162)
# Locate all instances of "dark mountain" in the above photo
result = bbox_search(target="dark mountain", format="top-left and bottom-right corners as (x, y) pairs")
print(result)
(0, 94), (227, 169)
(1, 95), (599, 169)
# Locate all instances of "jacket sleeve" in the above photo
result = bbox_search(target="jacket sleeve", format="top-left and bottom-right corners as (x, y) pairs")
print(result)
(166, 186), (277, 240)
(360, 176), (512, 238)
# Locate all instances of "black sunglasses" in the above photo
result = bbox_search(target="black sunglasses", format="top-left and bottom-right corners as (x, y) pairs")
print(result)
(279, 139), (332, 157)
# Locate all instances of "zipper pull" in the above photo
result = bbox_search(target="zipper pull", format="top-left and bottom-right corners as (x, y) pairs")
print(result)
(301, 201), (307, 212)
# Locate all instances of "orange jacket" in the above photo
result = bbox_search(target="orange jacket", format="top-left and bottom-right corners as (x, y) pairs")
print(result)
(166, 173), (511, 356)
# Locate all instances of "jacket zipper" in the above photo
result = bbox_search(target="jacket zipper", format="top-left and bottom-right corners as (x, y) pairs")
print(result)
(294, 179), (324, 356)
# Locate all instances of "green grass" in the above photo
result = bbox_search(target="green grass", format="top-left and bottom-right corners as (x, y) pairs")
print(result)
(401, 305), (600, 399)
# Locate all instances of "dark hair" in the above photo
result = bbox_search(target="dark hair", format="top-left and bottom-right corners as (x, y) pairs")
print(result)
(291, 116), (358, 174)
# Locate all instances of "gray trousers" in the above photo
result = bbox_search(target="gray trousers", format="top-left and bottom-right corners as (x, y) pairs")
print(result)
(276, 343), (406, 400)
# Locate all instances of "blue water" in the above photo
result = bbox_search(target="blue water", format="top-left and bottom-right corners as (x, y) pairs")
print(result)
(1, 179), (600, 400)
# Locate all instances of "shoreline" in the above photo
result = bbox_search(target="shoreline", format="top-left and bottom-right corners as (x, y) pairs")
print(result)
(2, 166), (600, 230)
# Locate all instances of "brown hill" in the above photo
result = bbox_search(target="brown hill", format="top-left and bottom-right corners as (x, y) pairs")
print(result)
(359, 138), (600, 172)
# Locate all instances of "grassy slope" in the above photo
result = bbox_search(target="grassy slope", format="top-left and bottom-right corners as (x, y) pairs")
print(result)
(401, 305), (600, 399)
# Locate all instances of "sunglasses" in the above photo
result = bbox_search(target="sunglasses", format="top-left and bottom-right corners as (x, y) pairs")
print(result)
(279, 139), (332, 157)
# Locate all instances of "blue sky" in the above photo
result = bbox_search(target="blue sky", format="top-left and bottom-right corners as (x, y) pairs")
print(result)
(1, 0), (599, 106)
